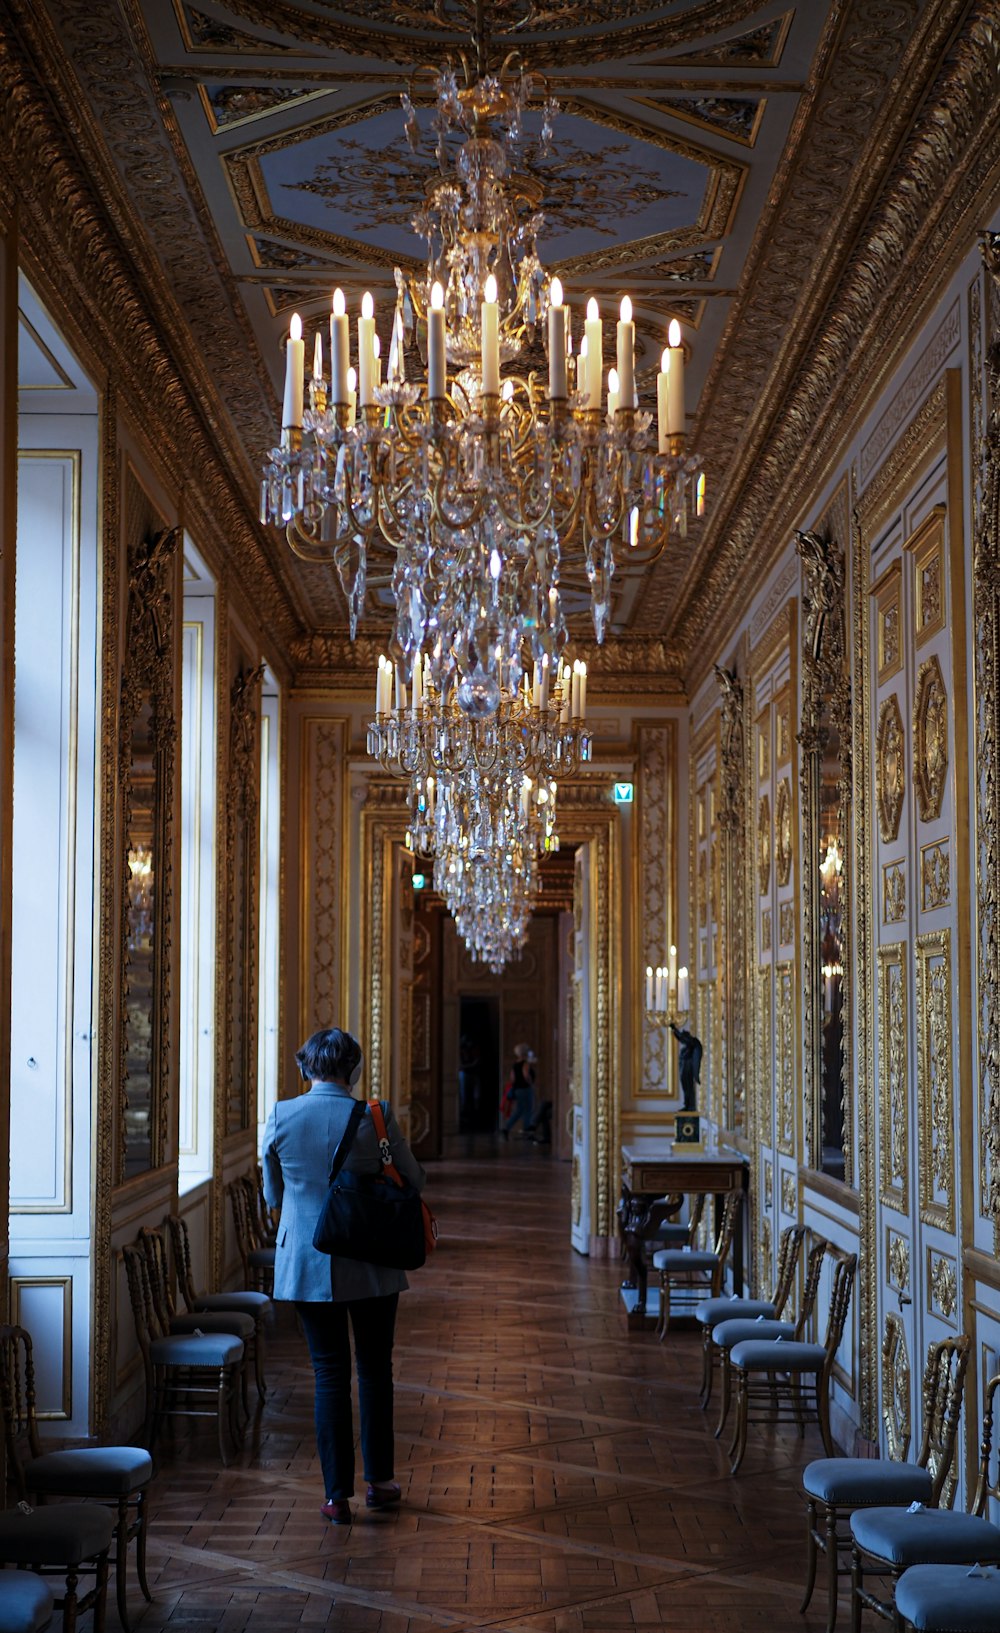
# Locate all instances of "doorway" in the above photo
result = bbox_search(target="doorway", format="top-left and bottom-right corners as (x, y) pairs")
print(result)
(458, 996), (500, 1135)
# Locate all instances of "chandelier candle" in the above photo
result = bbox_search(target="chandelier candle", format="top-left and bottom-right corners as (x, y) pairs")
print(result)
(584, 299), (603, 409)
(330, 289), (349, 404)
(657, 349), (671, 453)
(667, 318), (685, 435)
(481, 274), (500, 397)
(616, 296), (635, 411)
(358, 292), (376, 408)
(282, 313), (304, 433)
(548, 278), (567, 399)
(677, 966), (690, 1012)
(607, 368), (620, 420)
(428, 281), (446, 400)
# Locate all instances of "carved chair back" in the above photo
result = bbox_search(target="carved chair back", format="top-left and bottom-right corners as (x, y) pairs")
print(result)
(122, 1241), (169, 1362)
(228, 1177), (257, 1282)
(252, 1163), (277, 1244)
(771, 1224), (807, 1317)
(919, 1334), (971, 1508)
(167, 1213), (199, 1312)
(0, 1325), (42, 1499)
(712, 1190), (742, 1266)
(971, 1371), (1000, 1518)
(687, 1192), (708, 1246)
(819, 1253), (857, 1377)
(138, 1226), (176, 1329)
(793, 1237), (829, 1340)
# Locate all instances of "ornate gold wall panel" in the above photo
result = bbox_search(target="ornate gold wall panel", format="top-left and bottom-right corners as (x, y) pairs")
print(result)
(916, 929), (954, 1233)
(913, 655), (949, 822)
(298, 717), (347, 1045)
(635, 721), (675, 1096)
(881, 1312), (912, 1462)
(877, 942), (908, 1214)
(876, 695), (905, 843)
(776, 961), (794, 1156)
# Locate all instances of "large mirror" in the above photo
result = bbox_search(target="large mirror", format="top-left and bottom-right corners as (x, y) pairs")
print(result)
(797, 527), (852, 1183)
(118, 528), (178, 1184)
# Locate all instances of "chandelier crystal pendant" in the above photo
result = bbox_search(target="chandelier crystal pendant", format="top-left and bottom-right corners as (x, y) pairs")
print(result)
(260, 41), (705, 706)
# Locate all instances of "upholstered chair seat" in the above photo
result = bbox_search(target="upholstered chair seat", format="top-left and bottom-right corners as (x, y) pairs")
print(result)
(712, 1317), (795, 1347)
(168, 1310), (256, 1343)
(654, 1190), (742, 1340)
(803, 1457), (933, 1507)
(26, 1446), (153, 1499)
(652, 1248), (723, 1273)
(729, 1337), (826, 1372)
(696, 1296), (778, 1325)
(0, 1505), (114, 1565)
(0, 1569), (55, 1633)
(895, 1563), (1000, 1631)
(697, 1224), (807, 1415)
(148, 1332), (243, 1368)
(850, 1506), (1000, 1568)
(191, 1290), (272, 1318)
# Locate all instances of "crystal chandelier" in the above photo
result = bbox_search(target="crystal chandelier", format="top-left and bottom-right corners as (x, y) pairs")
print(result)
(260, 39), (705, 700)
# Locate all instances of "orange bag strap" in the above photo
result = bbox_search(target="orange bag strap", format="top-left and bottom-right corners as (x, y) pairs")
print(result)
(368, 1098), (405, 1189)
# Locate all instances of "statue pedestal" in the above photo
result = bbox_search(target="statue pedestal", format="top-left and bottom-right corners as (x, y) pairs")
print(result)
(672, 1111), (704, 1152)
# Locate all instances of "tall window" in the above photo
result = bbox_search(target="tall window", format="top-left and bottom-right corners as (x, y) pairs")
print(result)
(178, 543), (217, 1193)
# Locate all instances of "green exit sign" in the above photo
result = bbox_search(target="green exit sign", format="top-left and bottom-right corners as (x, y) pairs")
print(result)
(613, 782), (634, 804)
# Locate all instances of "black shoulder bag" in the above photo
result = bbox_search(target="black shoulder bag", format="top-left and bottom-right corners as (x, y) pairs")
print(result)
(312, 1099), (427, 1270)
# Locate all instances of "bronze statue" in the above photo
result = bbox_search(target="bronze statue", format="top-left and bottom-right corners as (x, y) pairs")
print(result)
(669, 1021), (703, 1112)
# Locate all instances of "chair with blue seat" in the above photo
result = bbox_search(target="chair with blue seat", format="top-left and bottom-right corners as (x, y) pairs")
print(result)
(849, 1370), (1000, 1631)
(728, 1250), (857, 1475)
(228, 1177), (276, 1296)
(712, 1234), (829, 1439)
(0, 1506), (113, 1633)
(652, 1190), (741, 1340)
(800, 1332), (969, 1633)
(894, 1562), (1000, 1631)
(0, 1324), (153, 1632)
(122, 1242), (245, 1465)
(168, 1212), (272, 1401)
(0, 1569), (55, 1633)
(139, 1226), (257, 1418)
(696, 1222), (806, 1409)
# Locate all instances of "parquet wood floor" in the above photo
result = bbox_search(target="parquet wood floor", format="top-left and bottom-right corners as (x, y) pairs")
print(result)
(133, 1152), (836, 1632)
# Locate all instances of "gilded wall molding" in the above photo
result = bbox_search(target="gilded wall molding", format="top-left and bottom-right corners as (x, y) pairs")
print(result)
(636, 721), (673, 1096)
(776, 961), (794, 1157)
(876, 695), (905, 843)
(222, 660), (265, 1139)
(853, 489), (878, 1439)
(881, 1312), (911, 1462)
(916, 930), (954, 1232)
(299, 718), (347, 1047)
(913, 655), (949, 822)
(715, 661), (748, 1133)
(877, 941), (908, 1215)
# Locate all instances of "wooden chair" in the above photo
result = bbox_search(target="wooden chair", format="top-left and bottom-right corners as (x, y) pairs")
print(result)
(138, 1227), (256, 1418)
(711, 1235), (829, 1439)
(728, 1251), (857, 1475)
(228, 1177), (276, 1295)
(122, 1243), (244, 1465)
(850, 1371), (1000, 1630)
(652, 1190), (741, 1339)
(696, 1222), (805, 1408)
(0, 1507), (112, 1633)
(801, 1332), (969, 1633)
(168, 1213), (271, 1401)
(0, 1324), (152, 1632)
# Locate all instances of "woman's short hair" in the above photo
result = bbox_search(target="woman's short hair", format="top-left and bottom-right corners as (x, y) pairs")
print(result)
(296, 1028), (362, 1084)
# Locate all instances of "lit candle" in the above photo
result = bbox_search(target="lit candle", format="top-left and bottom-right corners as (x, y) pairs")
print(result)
(428, 280), (446, 401)
(358, 291), (376, 407)
(584, 297), (602, 410)
(655, 967), (664, 1011)
(482, 273), (500, 396)
(677, 966), (690, 1012)
(668, 944), (677, 992)
(540, 652), (550, 711)
(607, 366), (620, 419)
(388, 308), (404, 383)
(521, 776), (531, 820)
(560, 661), (571, 725)
(628, 506), (639, 547)
(330, 288), (349, 405)
(312, 329), (323, 382)
(657, 347), (670, 454)
(374, 658), (381, 717)
(282, 312), (304, 430)
(667, 318), (685, 435)
(697, 472), (706, 517)
(373, 332), (382, 391)
(532, 661), (540, 710)
(394, 663), (404, 712)
(346, 366), (357, 428)
(427, 774), (435, 816)
(645, 965), (654, 1010)
(578, 660), (587, 718)
(616, 295), (634, 410)
(548, 276), (567, 400)
(411, 654), (422, 715)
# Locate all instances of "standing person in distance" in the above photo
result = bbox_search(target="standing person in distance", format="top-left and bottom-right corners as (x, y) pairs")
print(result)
(501, 1042), (536, 1139)
(261, 1027), (426, 1526)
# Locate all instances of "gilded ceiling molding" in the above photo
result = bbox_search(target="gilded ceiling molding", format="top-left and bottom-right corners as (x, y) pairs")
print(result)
(0, 6), (299, 654)
(667, 3), (1000, 671)
(211, 0), (767, 68)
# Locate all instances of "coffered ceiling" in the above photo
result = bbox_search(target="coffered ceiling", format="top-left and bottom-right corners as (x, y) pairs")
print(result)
(21, 0), (982, 673)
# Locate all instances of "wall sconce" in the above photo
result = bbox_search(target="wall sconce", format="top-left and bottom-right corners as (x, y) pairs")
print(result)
(644, 945), (689, 1026)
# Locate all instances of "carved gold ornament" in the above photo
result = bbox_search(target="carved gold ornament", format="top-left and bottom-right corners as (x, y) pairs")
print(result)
(758, 793), (771, 895)
(909, 506), (946, 645)
(776, 704), (790, 767)
(921, 840), (951, 911)
(887, 1230), (910, 1293)
(874, 559), (902, 685)
(775, 777), (793, 887)
(780, 902), (795, 946)
(763, 1156), (773, 1209)
(882, 1313), (912, 1462)
(761, 910), (772, 953)
(883, 861), (906, 924)
(777, 962), (794, 1155)
(878, 942), (908, 1213)
(877, 695), (905, 842)
(913, 655), (949, 822)
(928, 1250), (958, 1323)
(917, 931), (954, 1232)
(758, 722), (770, 782)
(781, 1171), (796, 1215)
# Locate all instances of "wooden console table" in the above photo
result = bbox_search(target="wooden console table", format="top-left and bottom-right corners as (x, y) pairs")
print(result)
(618, 1141), (749, 1331)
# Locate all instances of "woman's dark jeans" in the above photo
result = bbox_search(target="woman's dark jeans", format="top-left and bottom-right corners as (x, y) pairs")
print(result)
(296, 1293), (399, 1499)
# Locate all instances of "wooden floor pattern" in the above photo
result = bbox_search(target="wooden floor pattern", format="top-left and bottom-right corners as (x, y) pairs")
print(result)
(135, 1152), (836, 1631)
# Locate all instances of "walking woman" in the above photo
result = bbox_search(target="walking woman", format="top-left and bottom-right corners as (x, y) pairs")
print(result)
(501, 1043), (536, 1138)
(261, 1027), (426, 1525)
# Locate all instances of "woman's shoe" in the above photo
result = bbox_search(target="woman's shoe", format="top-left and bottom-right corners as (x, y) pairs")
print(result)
(321, 1499), (352, 1525)
(366, 1482), (401, 1509)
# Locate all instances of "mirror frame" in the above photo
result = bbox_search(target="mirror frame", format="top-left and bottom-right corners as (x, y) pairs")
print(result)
(223, 660), (265, 1138)
(797, 526), (854, 1184)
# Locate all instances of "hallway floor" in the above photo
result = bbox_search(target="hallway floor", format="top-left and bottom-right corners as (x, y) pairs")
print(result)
(137, 1152), (835, 1631)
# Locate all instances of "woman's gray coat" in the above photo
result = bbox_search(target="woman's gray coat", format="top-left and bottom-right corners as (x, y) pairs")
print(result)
(261, 1081), (427, 1302)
